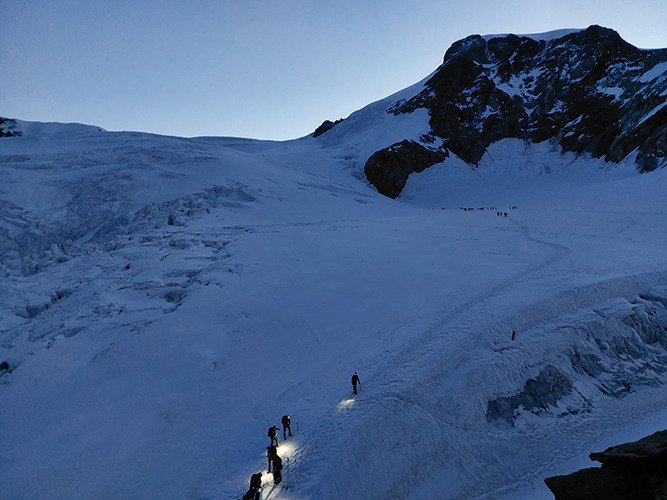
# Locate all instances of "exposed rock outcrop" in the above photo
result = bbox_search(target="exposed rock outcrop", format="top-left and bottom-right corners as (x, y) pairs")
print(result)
(0, 117), (22, 137)
(545, 429), (667, 499)
(364, 140), (447, 198)
(313, 118), (344, 137)
(365, 25), (667, 197)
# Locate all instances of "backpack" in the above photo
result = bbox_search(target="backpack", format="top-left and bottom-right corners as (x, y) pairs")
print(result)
(273, 455), (282, 471)
(282, 415), (290, 426)
(250, 472), (262, 489)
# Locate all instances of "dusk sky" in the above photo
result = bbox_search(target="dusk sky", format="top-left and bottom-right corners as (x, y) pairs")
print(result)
(2, 0), (666, 140)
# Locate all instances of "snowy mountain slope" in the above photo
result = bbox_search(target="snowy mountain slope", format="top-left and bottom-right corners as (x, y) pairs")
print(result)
(1, 119), (666, 500)
(313, 25), (667, 198)
(1, 27), (667, 500)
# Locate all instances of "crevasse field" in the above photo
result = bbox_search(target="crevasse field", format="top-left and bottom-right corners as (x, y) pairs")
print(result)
(1, 108), (666, 499)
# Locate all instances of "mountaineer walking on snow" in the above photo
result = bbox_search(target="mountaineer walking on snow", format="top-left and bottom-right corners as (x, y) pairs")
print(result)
(281, 415), (292, 440)
(351, 372), (361, 395)
(268, 425), (279, 447)
(242, 472), (263, 500)
(267, 445), (277, 472)
(273, 454), (283, 484)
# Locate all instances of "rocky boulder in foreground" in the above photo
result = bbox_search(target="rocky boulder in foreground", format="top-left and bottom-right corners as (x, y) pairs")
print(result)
(544, 429), (667, 499)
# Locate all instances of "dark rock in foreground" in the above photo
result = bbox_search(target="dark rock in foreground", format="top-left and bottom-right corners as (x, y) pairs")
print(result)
(544, 429), (667, 499)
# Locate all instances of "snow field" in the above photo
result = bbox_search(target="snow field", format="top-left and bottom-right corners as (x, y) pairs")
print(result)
(0, 124), (666, 499)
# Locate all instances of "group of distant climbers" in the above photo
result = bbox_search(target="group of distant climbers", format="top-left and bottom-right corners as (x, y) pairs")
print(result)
(460, 205), (519, 215)
(241, 373), (361, 499)
(242, 415), (292, 500)
(461, 206), (499, 211)
(497, 205), (518, 217)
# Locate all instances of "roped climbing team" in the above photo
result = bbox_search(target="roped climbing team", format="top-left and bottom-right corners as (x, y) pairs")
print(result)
(241, 416), (291, 500)
(242, 372), (360, 499)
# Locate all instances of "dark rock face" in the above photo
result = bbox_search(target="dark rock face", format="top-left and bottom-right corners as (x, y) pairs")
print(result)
(545, 429), (667, 499)
(367, 25), (666, 197)
(0, 117), (22, 137)
(590, 430), (667, 465)
(313, 118), (343, 138)
(364, 140), (447, 198)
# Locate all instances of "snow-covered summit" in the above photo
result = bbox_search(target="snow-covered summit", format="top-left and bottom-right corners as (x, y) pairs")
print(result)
(1, 117), (105, 137)
(482, 27), (583, 42)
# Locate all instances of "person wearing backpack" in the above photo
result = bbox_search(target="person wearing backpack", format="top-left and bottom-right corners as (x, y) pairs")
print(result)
(351, 372), (361, 395)
(273, 454), (283, 485)
(267, 445), (277, 472)
(268, 425), (279, 447)
(281, 415), (292, 440)
(242, 472), (262, 500)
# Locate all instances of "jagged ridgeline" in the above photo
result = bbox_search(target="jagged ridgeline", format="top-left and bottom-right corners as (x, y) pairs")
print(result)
(342, 25), (666, 198)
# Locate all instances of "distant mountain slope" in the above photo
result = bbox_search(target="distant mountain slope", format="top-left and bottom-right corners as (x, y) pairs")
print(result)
(316, 26), (667, 198)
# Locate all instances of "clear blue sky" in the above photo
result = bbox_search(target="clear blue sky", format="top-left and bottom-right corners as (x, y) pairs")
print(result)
(1, 0), (665, 140)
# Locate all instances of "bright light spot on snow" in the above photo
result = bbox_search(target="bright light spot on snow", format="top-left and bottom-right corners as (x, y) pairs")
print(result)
(277, 442), (293, 456)
(261, 472), (273, 486)
(336, 398), (355, 411)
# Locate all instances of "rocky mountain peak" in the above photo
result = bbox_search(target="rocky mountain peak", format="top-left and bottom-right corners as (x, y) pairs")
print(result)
(362, 25), (667, 198)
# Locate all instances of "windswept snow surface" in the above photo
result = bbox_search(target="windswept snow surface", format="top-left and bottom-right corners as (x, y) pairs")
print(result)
(1, 122), (667, 500)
